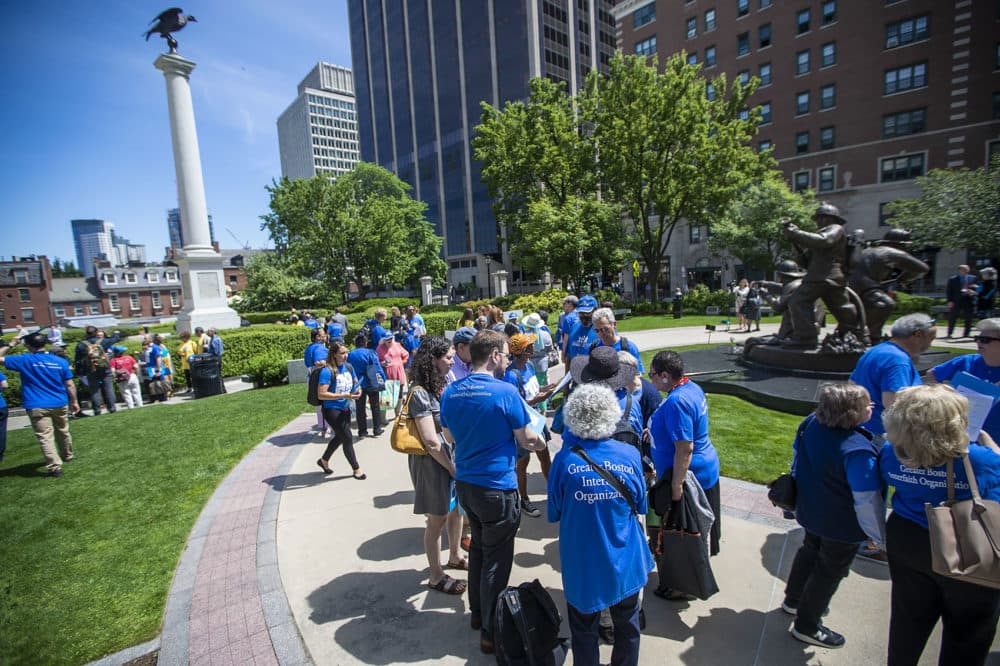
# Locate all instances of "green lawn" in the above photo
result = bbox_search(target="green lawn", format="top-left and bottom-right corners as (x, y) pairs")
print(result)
(616, 314), (781, 332)
(0, 385), (310, 665)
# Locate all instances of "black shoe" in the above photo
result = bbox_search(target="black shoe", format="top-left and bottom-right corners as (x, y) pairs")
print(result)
(790, 624), (845, 649)
(46, 468), (64, 478)
(373, 428), (385, 436)
(357, 432), (368, 439)
(598, 623), (614, 644)
(520, 498), (541, 518)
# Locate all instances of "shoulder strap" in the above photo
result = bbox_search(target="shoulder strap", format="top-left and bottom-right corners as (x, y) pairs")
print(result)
(571, 446), (640, 517)
(624, 392), (633, 419)
(399, 385), (423, 420)
(960, 452), (983, 502)
(503, 590), (538, 666)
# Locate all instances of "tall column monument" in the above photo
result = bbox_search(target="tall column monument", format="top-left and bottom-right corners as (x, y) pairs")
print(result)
(154, 53), (240, 333)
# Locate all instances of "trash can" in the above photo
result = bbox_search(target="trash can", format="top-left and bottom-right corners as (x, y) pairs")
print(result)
(190, 353), (225, 398)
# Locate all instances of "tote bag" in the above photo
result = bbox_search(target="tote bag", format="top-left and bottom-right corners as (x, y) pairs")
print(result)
(389, 386), (428, 456)
(925, 452), (1000, 590)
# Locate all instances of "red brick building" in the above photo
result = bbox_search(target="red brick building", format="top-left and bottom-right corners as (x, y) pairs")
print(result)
(0, 256), (54, 330)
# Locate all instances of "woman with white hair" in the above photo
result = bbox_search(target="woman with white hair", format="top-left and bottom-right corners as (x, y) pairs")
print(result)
(547, 383), (654, 666)
(926, 318), (1000, 442)
(879, 384), (1000, 665)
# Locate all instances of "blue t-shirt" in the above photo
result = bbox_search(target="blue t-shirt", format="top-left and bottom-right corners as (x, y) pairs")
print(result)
(304, 319), (319, 329)
(0, 370), (6, 408)
(559, 311), (579, 348)
(304, 342), (329, 369)
(317, 364), (357, 411)
(849, 341), (921, 435)
(364, 320), (388, 349)
(440, 373), (531, 490)
(347, 348), (385, 390)
(4, 352), (73, 410)
(592, 337), (645, 374)
(648, 379), (720, 490)
(409, 313), (426, 336)
(501, 363), (537, 399)
(932, 354), (1000, 441)
(547, 431), (655, 613)
(566, 322), (598, 361)
(326, 322), (344, 340)
(880, 441), (1000, 529)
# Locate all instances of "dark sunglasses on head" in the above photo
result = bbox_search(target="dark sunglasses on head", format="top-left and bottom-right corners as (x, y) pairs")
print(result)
(975, 335), (1000, 344)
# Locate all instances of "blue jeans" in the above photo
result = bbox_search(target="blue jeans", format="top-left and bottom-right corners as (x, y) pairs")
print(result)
(456, 481), (521, 641)
(568, 593), (641, 666)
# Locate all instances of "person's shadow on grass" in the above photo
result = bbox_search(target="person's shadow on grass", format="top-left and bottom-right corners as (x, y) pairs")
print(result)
(0, 462), (50, 478)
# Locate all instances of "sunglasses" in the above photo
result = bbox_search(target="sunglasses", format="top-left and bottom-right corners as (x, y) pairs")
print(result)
(975, 336), (1000, 344)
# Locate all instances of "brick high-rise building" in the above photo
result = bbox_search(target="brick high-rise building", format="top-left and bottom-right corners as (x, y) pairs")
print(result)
(612, 0), (1000, 289)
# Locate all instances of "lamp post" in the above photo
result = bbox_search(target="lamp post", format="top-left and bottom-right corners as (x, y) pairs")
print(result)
(485, 257), (493, 299)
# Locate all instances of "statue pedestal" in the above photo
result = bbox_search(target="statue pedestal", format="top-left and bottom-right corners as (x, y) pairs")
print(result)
(155, 52), (239, 333)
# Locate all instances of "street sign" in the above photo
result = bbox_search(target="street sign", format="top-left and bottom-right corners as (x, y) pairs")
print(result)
(632, 260), (640, 278)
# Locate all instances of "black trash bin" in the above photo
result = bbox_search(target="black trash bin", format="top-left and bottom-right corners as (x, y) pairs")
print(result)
(190, 353), (225, 398)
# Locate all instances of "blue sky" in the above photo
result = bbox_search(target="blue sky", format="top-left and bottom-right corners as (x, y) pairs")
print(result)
(2, 0), (352, 265)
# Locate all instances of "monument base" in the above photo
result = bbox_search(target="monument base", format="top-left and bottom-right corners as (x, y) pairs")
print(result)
(174, 252), (241, 334)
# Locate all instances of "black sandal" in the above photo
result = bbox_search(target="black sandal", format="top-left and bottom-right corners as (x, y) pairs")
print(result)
(316, 459), (332, 475)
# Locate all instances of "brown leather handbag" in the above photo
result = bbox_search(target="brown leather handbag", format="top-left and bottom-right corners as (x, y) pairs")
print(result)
(925, 452), (1000, 590)
(389, 386), (428, 456)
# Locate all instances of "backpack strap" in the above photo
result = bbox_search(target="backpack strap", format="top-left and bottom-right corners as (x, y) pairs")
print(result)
(503, 589), (538, 666)
(571, 446), (641, 517)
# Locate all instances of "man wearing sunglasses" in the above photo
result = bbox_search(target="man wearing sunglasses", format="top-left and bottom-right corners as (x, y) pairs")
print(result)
(926, 318), (1000, 442)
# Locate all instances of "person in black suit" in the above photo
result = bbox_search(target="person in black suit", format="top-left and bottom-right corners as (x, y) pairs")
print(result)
(945, 264), (977, 338)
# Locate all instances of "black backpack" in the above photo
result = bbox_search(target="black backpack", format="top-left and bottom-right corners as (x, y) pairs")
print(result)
(612, 392), (641, 448)
(494, 579), (568, 666)
(359, 319), (377, 349)
(306, 367), (322, 406)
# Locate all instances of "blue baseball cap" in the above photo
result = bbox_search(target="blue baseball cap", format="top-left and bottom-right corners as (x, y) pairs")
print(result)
(452, 326), (477, 344)
(576, 295), (598, 313)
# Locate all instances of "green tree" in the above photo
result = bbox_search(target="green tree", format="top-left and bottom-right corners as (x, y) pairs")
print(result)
(50, 258), (82, 278)
(474, 76), (625, 286)
(707, 177), (817, 276)
(238, 252), (328, 311)
(583, 52), (772, 300)
(887, 155), (1000, 264)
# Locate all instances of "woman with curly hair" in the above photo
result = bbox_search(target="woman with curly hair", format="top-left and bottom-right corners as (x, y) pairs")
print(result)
(406, 336), (467, 595)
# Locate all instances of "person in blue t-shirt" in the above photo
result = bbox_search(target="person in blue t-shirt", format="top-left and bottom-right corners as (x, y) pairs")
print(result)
(304, 328), (330, 434)
(0, 368), (7, 463)
(315, 341), (364, 479)
(405, 305), (426, 338)
(783, 384), (883, 650)
(564, 295), (599, 363)
(590, 307), (644, 373)
(348, 335), (387, 438)
(440, 330), (546, 654)
(557, 295), (580, 354)
(548, 384), (654, 666)
(926, 318), (1000, 442)
(325, 315), (345, 343)
(849, 313), (935, 436)
(648, 350), (721, 556)
(0, 332), (79, 476)
(879, 384), (1000, 666)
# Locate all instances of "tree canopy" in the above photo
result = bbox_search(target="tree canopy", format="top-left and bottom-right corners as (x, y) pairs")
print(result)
(887, 155), (1000, 264)
(238, 252), (328, 312)
(260, 163), (446, 299)
(707, 177), (816, 276)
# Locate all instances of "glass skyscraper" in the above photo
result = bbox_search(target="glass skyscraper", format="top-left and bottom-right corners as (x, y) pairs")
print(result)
(348, 0), (615, 288)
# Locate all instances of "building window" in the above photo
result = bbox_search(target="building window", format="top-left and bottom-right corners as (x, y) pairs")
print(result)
(759, 23), (771, 48)
(796, 49), (810, 75)
(124, 272), (137, 284)
(147, 271), (159, 283)
(102, 272), (117, 285)
(821, 42), (836, 67)
(633, 3), (656, 28)
(797, 8), (811, 34)
(706, 82), (717, 100)
(109, 294), (120, 311)
(54, 305), (65, 317)
(879, 202), (895, 226)
(882, 108), (926, 137)
(737, 0), (749, 17)
(13, 270), (28, 284)
(818, 166), (836, 192)
(687, 52), (698, 65)
(21, 308), (34, 323)
(170, 290), (180, 308)
(820, 84), (836, 109)
(705, 9), (716, 32)
(885, 15), (929, 49)
(686, 16), (697, 39)
(880, 153), (925, 182)
(74, 304), (84, 316)
(152, 292), (162, 310)
(759, 101), (772, 123)
(738, 70), (750, 85)
(793, 171), (811, 192)
(737, 32), (750, 56)
(759, 139), (772, 151)
(994, 92), (1000, 119)
(884, 62), (927, 94)
(760, 0), (772, 7)
(18, 288), (30, 302)
(759, 62), (772, 85)
(822, 1), (837, 24)
(129, 292), (140, 310)
(820, 126), (835, 150)
(634, 36), (657, 56)
(796, 91), (810, 115)
(705, 45), (716, 67)
(690, 225), (703, 244)
(165, 270), (177, 282)
(796, 131), (810, 154)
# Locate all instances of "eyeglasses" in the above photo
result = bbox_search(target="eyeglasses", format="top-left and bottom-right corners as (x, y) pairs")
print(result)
(975, 336), (1000, 345)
